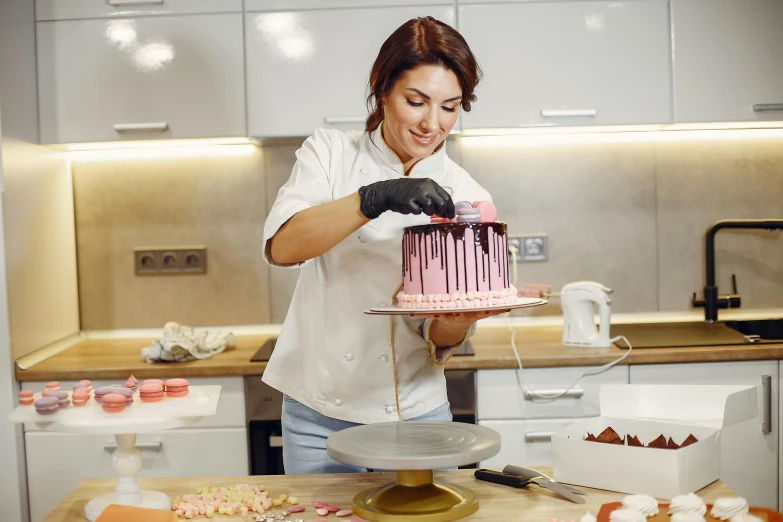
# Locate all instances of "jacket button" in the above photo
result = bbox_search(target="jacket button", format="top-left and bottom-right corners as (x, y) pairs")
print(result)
(360, 168), (367, 175)
(334, 399), (342, 406)
(345, 353), (354, 361)
(358, 235), (367, 243)
(385, 405), (395, 414)
(379, 355), (389, 363)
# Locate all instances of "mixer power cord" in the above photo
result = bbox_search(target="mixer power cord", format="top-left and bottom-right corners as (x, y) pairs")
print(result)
(504, 244), (633, 403)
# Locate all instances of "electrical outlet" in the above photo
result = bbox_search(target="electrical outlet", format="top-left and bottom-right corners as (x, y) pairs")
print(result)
(507, 234), (548, 262)
(134, 246), (206, 275)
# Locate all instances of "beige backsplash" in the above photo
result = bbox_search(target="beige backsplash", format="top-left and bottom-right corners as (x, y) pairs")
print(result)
(72, 135), (783, 329)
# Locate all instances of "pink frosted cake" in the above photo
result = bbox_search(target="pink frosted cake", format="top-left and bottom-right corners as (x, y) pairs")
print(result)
(397, 202), (517, 310)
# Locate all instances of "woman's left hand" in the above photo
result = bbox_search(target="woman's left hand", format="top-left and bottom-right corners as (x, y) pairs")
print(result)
(411, 309), (511, 348)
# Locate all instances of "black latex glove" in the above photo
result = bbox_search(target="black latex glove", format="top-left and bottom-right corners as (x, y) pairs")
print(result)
(358, 178), (456, 220)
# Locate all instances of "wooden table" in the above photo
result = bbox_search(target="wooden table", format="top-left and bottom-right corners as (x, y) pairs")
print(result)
(43, 468), (736, 522)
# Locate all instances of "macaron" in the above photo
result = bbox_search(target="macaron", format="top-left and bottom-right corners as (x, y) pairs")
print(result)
(18, 390), (34, 406)
(141, 379), (165, 387)
(139, 383), (165, 403)
(165, 378), (190, 397)
(72, 389), (90, 407)
(78, 380), (92, 392)
(34, 397), (59, 415)
(454, 201), (473, 213)
(73, 383), (88, 392)
(45, 382), (60, 392)
(473, 201), (497, 222)
(101, 394), (127, 413)
(94, 386), (131, 403)
(49, 391), (70, 408)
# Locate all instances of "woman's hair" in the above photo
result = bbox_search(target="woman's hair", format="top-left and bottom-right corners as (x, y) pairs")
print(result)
(365, 16), (482, 133)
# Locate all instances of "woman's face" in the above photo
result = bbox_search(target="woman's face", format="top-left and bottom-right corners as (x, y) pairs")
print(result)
(381, 64), (462, 172)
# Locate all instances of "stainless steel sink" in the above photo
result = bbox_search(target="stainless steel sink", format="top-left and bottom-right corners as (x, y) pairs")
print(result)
(725, 319), (783, 343)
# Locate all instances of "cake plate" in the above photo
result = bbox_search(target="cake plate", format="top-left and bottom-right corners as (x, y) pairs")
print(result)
(327, 421), (500, 521)
(365, 296), (547, 315)
(7, 385), (221, 521)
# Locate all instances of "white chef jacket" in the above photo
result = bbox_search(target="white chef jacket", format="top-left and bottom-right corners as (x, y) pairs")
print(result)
(262, 125), (492, 424)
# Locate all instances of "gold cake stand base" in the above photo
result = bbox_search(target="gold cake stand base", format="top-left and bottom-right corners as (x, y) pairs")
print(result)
(352, 470), (478, 522)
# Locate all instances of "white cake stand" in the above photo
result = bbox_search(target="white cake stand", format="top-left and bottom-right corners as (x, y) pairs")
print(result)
(8, 385), (221, 521)
(327, 421), (500, 522)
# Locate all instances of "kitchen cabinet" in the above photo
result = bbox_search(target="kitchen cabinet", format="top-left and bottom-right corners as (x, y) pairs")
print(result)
(458, 1), (671, 129)
(245, 4), (456, 138)
(476, 366), (628, 421)
(630, 361), (779, 510)
(35, 0), (241, 21)
(478, 418), (575, 469)
(245, 0), (453, 11)
(37, 13), (246, 144)
(22, 376), (246, 522)
(671, 0), (783, 123)
(25, 428), (247, 522)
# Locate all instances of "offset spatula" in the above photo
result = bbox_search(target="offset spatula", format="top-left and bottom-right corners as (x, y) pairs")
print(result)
(502, 465), (586, 504)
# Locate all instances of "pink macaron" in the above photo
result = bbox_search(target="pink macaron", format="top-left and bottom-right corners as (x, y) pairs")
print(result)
(45, 382), (60, 392)
(72, 389), (90, 407)
(101, 394), (127, 413)
(472, 201), (497, 222)
(139, 383), (165, 403)
(164, 378), (189, 397)
(18, 390), (34, 406)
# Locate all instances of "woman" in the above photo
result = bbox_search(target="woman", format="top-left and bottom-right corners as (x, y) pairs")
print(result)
(263, 16), (508, 474)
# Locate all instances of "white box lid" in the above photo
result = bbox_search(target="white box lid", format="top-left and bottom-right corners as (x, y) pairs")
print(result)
(598, 385), (759, 428)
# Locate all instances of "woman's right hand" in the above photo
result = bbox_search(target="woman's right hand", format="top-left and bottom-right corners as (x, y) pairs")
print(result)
(358, 178), (455, 220)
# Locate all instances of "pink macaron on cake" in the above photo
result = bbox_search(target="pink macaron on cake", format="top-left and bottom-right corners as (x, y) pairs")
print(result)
(164, 378), (189, 397)
(397, 200), (516, 310)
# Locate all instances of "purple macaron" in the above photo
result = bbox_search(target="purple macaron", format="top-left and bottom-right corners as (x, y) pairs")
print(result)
(48, 391), (71, 408)
(95, 386), (133, 405)
(34, 397), (59, 415)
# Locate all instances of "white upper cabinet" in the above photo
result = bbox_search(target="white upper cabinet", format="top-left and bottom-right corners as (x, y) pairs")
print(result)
(37, 13), (246, 144)
(671, 0), (783, 123)
(459, 1), (672, 129)
(246, 0), (453, 11)
(35, 0), (242, 21)
(245, 5), (456, 138)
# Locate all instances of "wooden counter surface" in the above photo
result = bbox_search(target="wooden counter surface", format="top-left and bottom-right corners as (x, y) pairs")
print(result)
(43, 467), (736, 522)
(16, 325), (783, 382)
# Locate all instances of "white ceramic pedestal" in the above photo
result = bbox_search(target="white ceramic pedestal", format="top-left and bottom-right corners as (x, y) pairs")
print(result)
(8, 385), (221, 521)
(83, 433), (172, 521)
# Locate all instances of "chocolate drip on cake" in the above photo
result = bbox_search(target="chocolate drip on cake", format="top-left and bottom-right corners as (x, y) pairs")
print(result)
(402, 223), (507, 295)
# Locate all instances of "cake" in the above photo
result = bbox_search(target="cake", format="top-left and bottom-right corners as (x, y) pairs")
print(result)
(396, 201), (517, 309)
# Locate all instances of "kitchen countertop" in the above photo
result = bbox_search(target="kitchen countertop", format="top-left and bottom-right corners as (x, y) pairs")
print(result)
(15, 322), (783, 382)
(43, 467), (736, 522)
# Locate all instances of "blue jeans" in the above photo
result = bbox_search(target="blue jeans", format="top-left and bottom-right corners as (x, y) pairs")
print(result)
(281, 395), (453, 474)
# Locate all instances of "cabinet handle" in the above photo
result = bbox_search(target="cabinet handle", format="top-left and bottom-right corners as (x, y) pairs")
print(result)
(269, 435), (283, 448)
(113, 122), (169, 132)
(524, 388), (584, 400)
(108, 0), (164, 5)
(753, 104), (783, 112)
(104, 441), (162, 452)
(761, 375), (772, 435)
(524, 431), (554, 442)
(541, 109), (597, 118)
(323, 116), (365, 124)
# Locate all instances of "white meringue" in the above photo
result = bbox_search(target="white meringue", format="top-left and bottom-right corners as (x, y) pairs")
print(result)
(669, 493), (707, 516)
(580, 512), (597, 522)
(610, 508), (647, 522)
(671, 512), (706, 522)
(711, 498), (749, 520)
(622, 494), (659, 517)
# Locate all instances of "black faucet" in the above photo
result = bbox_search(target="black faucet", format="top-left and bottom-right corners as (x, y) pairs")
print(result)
(692, 219), (783, 322)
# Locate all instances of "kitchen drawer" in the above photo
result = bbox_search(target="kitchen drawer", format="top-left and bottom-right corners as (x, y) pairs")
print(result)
(478, 418), (575, 469)
(476, 366), (628, 421)
(26, 428), (247, 522)
(245, 1), (453, 11)
(37, 13), (246, 144)
(22, 376), (245, 431)
(35, 0), (242, 21)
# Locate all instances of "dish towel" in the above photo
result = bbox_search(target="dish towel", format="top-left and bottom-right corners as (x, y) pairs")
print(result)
(141, 322), (236, 363)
